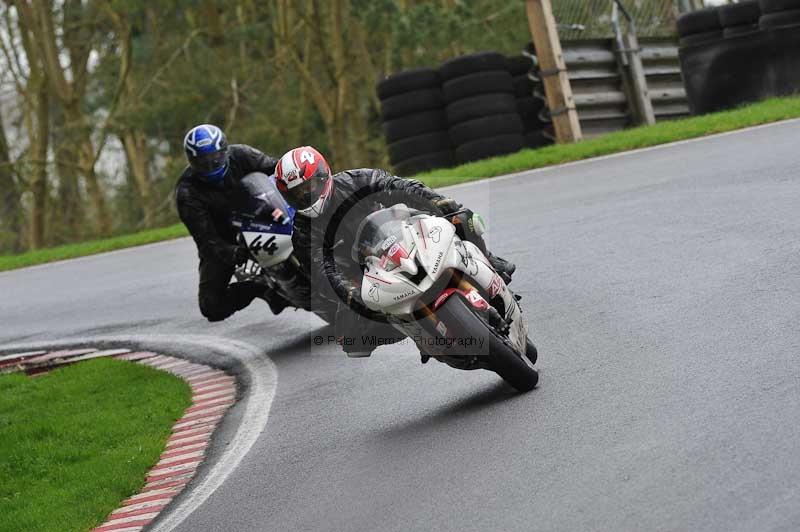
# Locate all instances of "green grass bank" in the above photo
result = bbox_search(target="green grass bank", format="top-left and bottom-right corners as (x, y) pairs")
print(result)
(0, 358), (191, 532)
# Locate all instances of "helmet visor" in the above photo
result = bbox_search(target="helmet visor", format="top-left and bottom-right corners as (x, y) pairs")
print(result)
(192, 149), (228, 175)
(283, 176), (326, 211)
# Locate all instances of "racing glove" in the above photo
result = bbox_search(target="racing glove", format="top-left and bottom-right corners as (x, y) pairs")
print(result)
(232, 244), (251, 266)
(433, 197), (462, 215)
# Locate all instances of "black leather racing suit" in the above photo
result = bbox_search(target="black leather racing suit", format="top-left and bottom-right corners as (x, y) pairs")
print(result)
(291, 168), (501, 355)
(175, 144), (278, 322)
(291, 168), (448, 316)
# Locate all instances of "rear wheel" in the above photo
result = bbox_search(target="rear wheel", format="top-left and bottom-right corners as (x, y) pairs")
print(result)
(434, 295), (538, 393)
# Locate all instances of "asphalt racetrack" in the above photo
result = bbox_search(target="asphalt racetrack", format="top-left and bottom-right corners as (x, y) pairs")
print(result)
(2, 121), (799, 531)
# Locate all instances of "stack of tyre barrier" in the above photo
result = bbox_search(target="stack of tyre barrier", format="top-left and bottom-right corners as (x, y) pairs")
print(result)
(720, 0), (761, 37)
(378, 68), (453, 176)
(440, 52), (525, 165)
(378, 51), (557, 173)
(760, 0), (800, 96)
(679, 0), (800, 115)
(677, 7), (723, 47)
(508, 52), (554, 150)
(760, 0), (800, 29)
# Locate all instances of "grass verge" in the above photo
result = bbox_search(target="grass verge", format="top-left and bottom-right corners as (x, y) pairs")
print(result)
(0, 358), (192, 532)
(2, 95), (800, 272)
(415, 95), (800, 187)
(0, 223), (188, 273)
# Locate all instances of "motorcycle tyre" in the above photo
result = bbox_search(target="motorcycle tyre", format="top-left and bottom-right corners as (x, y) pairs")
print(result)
(435, 295), (538, 393)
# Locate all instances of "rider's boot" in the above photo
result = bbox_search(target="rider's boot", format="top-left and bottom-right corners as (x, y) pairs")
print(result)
(346, 348), (373, 358)
(258, 287), (290, 315)
(487, 252), (516, 285)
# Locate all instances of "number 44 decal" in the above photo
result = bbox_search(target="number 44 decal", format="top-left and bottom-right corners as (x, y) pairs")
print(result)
(248, 235), (278, 256)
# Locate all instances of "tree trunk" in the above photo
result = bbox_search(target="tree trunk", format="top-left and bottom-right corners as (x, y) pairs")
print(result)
(51, 110), (84, 244)
(28, 83), (50, 250)
(0, 105), (22, 253)
(12, 0), (52, 249)
(121, 130), (155, 226)
(25, 0), (111, 237)
(60, 100), (111, 235)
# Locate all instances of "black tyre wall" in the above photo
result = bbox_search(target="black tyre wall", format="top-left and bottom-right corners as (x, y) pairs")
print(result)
(383, 110), (448, 143)
(393, 150), (454, 176)
(680, 19), (800, 115)
(513, 75), (536, 97)
(442, 70), (514, 101)
(760, 9), (800, 29)
(723, 25), (760, 38)
(507, 55), (536, 76)
(448, 114), (524, 146)
(446, 93), (517, 125)
(719, 1), (761, 26)
(679, 30), (773, 114)
(388, 132), (451, 164)
(679, 30), (724, 47)
(517, 96), (546, 120)
(759, 0), (800, 14)
(440, 52), (508, 81)
(379, 50), (552, 174)
(377, 68), (440, 100)
(765, 24), (800, 93)
(378, 69), (451, 173)
(380, 88), (444, 121)
(677, 7), (723, 36)
(524, 130), (554, 149)
(455, 134), (525, 164)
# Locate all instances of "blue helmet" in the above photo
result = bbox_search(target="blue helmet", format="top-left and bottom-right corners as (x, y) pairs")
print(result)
(184, 124), (229, 183)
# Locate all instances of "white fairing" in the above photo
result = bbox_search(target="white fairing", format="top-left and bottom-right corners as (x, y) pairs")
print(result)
(241, 230), (294, 268)
(360, 213), (528, 355)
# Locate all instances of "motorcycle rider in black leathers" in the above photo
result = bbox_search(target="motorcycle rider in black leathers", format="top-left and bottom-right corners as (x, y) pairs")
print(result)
(175, 124), (289, 321)
(274, 146), (515, 356)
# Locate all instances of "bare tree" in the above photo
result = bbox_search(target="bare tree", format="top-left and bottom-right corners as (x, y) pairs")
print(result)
(100, 2), (157, 226)
(273, 0), (375, 168)
(0, 105), (22, 252)
(2, 2), (51, 249)
(15, 0), (111, 236)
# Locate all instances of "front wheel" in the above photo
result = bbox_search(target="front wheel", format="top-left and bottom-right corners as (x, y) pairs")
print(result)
(434, 295), (538, 393)
(525, 338), (538, 365)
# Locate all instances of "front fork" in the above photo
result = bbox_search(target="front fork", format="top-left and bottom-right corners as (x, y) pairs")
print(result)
(415, 274), (496, 341)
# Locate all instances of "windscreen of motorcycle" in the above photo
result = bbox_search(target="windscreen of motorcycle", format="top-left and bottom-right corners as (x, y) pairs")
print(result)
(232, 172), (294, 226)
(231, 172), (296, 268)
(352, 204), (414, 270)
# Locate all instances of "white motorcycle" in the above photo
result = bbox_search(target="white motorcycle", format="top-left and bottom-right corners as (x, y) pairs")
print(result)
(352, 204), (538, 392)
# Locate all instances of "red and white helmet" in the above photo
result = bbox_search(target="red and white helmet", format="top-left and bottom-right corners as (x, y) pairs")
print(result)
(275, 146), (333, 218)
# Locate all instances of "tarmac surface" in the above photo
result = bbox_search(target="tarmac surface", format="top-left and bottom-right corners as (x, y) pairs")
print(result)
(2, 121), (799, 531)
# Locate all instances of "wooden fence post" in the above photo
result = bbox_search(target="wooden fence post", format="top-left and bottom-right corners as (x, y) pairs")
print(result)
(525, 0), (583, 143)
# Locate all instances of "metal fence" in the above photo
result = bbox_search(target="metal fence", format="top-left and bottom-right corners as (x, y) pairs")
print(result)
(561, 37), (689, 136)
(552, 0), (681, 39)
